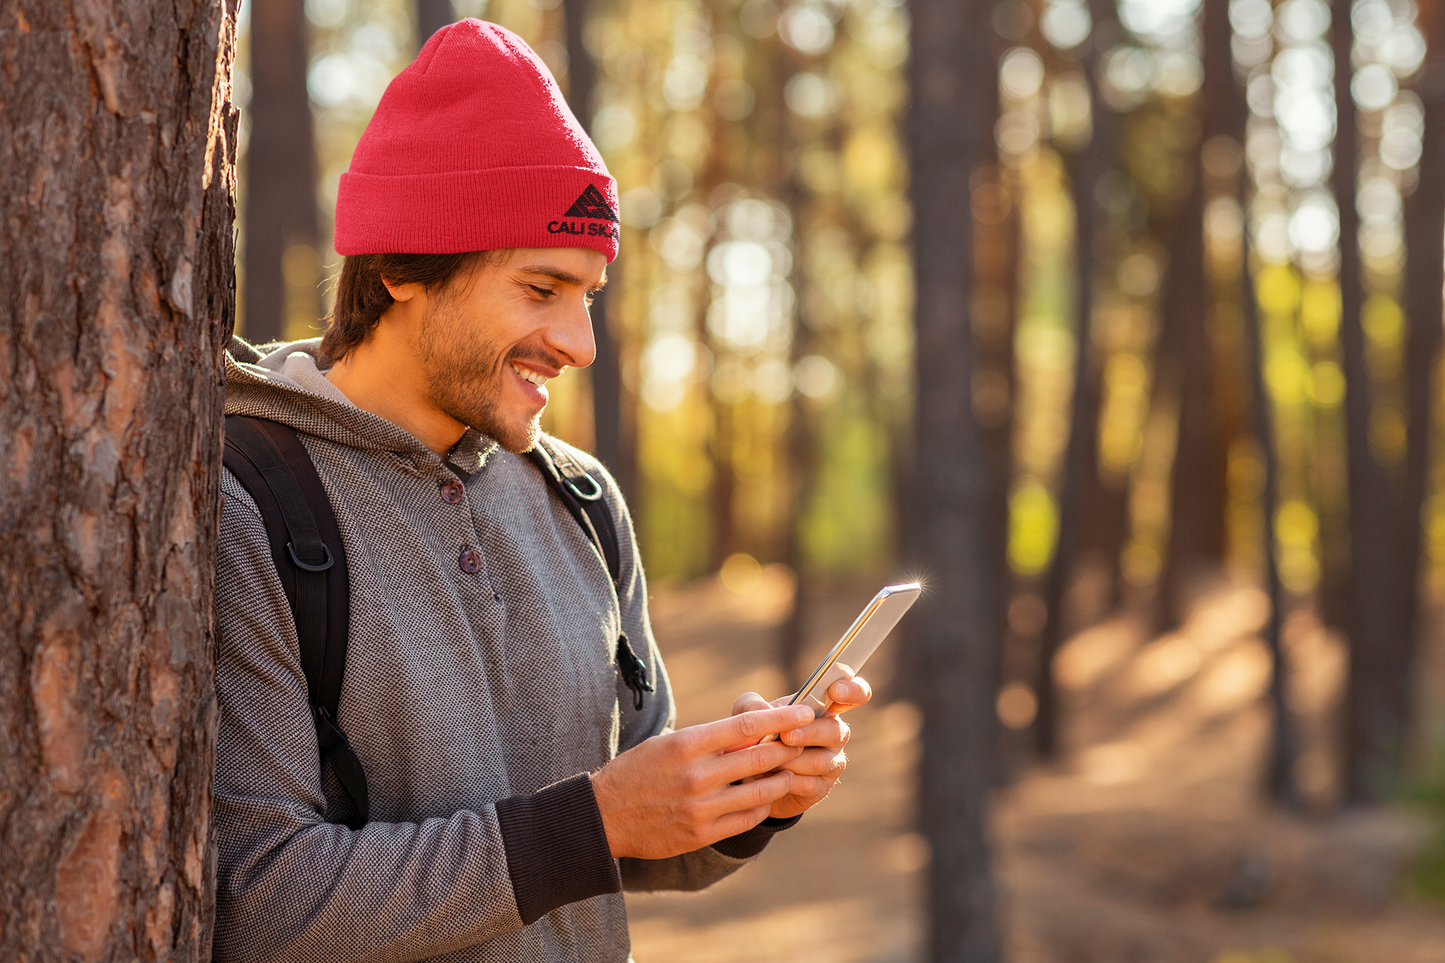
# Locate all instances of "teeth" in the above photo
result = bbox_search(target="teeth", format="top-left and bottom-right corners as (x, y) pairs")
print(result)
(511, 363), (548, 386)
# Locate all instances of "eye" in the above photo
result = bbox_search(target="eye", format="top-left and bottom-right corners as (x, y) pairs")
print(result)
(528, 284), (555, 299)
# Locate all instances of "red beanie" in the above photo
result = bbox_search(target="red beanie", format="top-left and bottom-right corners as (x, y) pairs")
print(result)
(334, 19), (619, 262)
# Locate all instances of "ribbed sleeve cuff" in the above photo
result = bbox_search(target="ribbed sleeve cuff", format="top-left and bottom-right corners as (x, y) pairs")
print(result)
(495, 773), (622, 925)
(711, 814), (802, 860)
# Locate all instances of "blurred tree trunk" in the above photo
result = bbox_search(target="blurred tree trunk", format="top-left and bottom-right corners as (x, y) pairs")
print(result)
(245, 0), (317, 344)
(777, 74), (821, 692)
(0, 1), (238, 959)
(1387, 0), (1445, 790)
(1241, 215), (1295, 803)
(417, 0), (453, 46)
(1033, 0), (1118, 759)
(698, 31), (742, 572)
(1225, 41), (1296, 803)
(1156, 0), (1231, 629)
(778, 251), (818, 691)
(778, 377), (818, 691)
(562, 0), (631, 491)
(908, 0), (1001, 957)
(1333, 0), (1394, 802)
(967, 21), (1013, 778)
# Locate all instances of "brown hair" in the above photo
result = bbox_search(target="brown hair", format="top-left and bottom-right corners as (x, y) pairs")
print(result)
(319, 250), (507, 367)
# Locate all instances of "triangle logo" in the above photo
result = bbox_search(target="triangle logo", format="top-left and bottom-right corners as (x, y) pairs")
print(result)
(563, 184), (619, 222)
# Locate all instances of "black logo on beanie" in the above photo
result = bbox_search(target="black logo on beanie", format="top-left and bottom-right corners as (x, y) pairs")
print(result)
(547, 184), (621, 240)
(563, 185), (618, 222)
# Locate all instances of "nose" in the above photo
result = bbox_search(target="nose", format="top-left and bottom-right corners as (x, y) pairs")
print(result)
(547, 293), (598, 369)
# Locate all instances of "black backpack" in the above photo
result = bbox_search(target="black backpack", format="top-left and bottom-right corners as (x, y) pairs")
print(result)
(221, 415), (654, 830)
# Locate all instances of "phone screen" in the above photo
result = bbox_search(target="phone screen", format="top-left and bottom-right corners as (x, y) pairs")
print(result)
(787, 581), (921, 719)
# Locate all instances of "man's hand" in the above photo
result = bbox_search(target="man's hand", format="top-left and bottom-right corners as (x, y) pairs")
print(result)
(731, 674), (873, 819)
(590, 704), (815, 859)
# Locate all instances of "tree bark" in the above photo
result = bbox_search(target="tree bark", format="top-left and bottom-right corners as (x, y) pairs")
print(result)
(1227, 98), (1296, 805)
(417, 0), (454, 47)
(561, 0), (631, 493)
(907, 0), (1001, 956)
(1242, 212), (1296, 804)
(1033, 0), (1118, 759)
(244, 0), (317, 344)
(0, 1), (238, 960)
(1390, 0), (1445, 786)
(1156, 0), (1232, 629)
(966, 19), (1013, 781)
(777, 171), (816, 692)
(1334, 0), (1394, 803)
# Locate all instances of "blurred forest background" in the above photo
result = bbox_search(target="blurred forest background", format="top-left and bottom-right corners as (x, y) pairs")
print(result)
(233, 0), (1445, 957)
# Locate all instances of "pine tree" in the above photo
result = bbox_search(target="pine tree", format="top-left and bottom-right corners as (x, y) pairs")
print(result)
(0, 0), (239, 957)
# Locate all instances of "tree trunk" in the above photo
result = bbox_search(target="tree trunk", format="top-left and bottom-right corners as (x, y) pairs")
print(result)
(778, 199), (816, 691)
(1333, 0), (1394, 803)
(244, 0), (317, 344)
(1156, 0), (1231, 630)
(0, 1), (238, 960)
(417, 0), (454, 47)
(966, 19), (1014, 780)
(1033, 0), (1118, 759)
(778, 307), (818, 693)
(1242, 214), (1296, 804)
(561, 0), (631, 493)
(1385, 0), (1445, 791)
(1228, 118), (1296, 805)
(908, 0), (1001, 956)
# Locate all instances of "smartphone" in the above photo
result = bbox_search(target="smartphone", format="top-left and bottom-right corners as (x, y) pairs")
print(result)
(763, 582), (922, 739)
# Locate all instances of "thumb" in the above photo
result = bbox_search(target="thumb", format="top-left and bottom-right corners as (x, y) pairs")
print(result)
(731, 691), (774, 716)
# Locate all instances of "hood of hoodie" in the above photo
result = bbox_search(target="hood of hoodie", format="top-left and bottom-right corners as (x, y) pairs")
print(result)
(224, 336), (497, 472)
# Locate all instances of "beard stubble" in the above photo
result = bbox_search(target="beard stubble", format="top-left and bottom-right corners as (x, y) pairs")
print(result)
(414, 293), (553, 454)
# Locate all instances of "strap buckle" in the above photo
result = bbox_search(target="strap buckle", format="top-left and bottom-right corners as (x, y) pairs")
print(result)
(563, 472), (605, 502)
(287, 541), (334, 572)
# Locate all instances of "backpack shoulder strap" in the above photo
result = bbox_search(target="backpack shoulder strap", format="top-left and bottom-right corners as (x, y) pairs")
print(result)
(525, 438), (621, 588)
(222, 415), (369, 828)
(525, 439), (653, 709)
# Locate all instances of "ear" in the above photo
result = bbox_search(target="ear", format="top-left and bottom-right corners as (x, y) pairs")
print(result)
(380, 277), (420, 303)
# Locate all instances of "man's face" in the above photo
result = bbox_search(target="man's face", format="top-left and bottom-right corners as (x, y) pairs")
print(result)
(412, 247), (606, 453)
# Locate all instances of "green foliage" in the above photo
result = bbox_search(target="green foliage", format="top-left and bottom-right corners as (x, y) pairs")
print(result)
(800, 397), (890, 576)
(1405, 760), (1445, 903)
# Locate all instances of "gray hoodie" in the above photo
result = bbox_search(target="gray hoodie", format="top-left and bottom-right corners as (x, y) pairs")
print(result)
(214, 339), (788, 963)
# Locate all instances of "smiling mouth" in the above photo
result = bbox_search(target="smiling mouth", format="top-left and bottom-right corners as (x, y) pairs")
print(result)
(510, 363), (550, 387)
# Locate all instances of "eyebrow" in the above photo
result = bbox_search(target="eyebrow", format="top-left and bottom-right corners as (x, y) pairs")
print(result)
(515, 265), (609, 291)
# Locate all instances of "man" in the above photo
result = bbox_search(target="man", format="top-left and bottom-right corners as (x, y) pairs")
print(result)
(213, 20), (869, 963)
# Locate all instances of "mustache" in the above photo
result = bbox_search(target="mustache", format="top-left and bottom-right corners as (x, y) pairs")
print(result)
(506, 345), (569, 372)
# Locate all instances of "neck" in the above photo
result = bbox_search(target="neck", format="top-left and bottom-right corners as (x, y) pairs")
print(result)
(324, 333), (465, 455)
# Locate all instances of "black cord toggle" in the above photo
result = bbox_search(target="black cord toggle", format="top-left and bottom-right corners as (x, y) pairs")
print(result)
(615, 633), (655, 711)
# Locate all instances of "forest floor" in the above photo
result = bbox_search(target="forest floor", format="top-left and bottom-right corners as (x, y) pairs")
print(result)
(624, 566), (1445, 963)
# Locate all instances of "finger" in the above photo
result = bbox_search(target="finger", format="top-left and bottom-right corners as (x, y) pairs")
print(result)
(688, 704), (817, 755)
(781, 715), (850, 749)
(784, 773), (832, 801)
(779, 747), (847, 777)
(731, 691), (773, 716)
(709, 802), (774, 841)
(710, 768), (795, 817)
(825, 676), (872, 710)
(710, 740), (806, 785)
